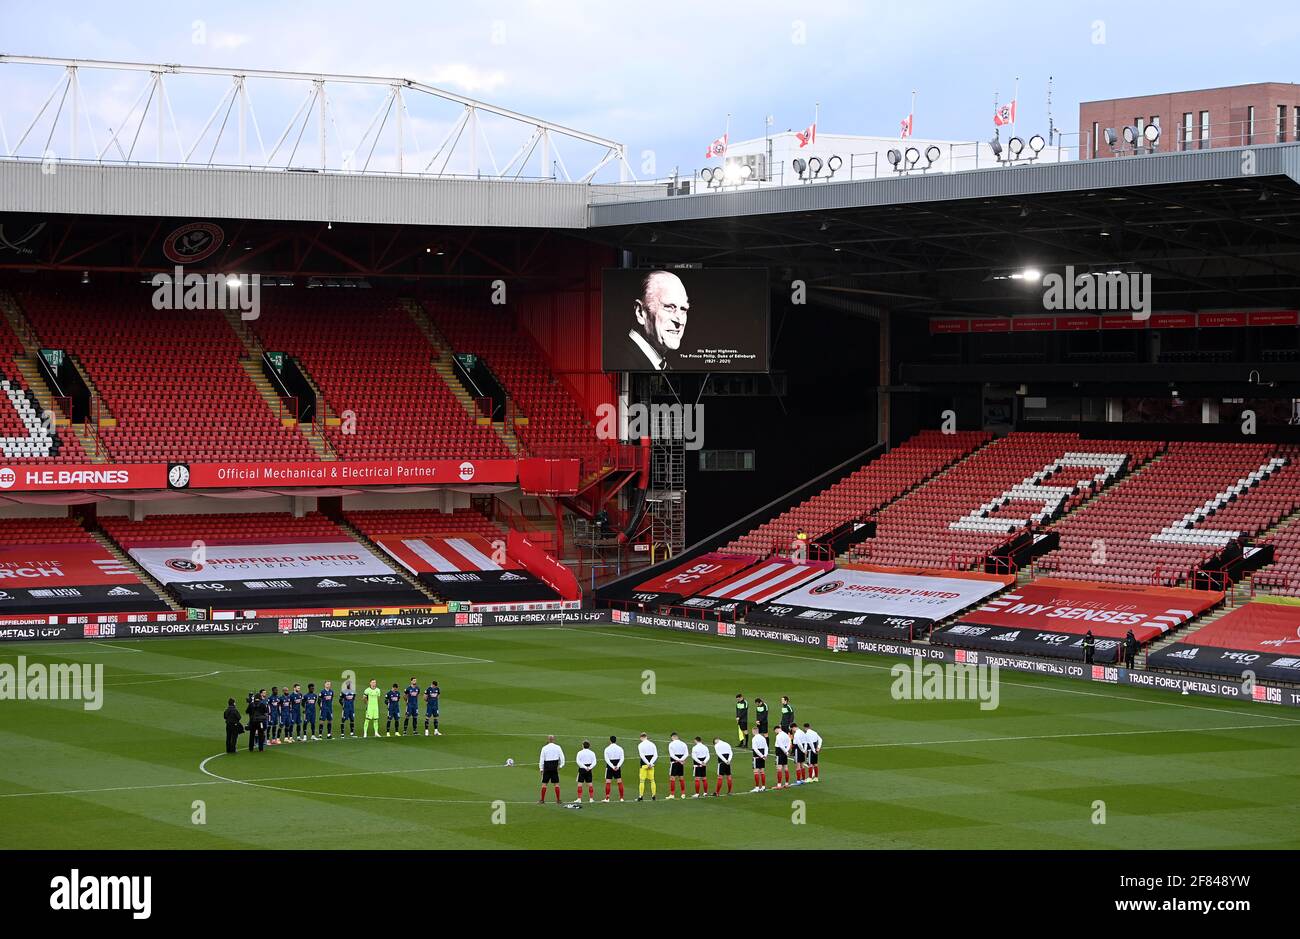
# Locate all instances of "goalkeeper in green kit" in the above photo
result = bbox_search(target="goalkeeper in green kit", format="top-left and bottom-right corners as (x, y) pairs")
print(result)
(362, 679), (383, 738)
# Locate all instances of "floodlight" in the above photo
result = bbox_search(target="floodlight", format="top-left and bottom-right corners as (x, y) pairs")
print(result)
(1008, 136), (1024, 156)
(826, 154), (843, 173)
(808, 157), (823, 176)
(1143, 123), (1161, 144)
(905, 147), (920, 166)
(1103, 127), (1118, 147)
(925, 145), (941, 164)
(1122, 126), (1138, 146)
(989, 137), (1003, 157)
(793, 157), (807, 177)
(1028, 135), (1045, 153)
(886, 149), (902, 166)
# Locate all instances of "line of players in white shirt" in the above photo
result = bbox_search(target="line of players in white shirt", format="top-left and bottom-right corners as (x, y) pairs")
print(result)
(536, 723), (823, 804)
(751, 724), (822, 792)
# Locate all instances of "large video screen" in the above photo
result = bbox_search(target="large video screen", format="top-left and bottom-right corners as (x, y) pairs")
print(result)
(601, 268), (769, 373)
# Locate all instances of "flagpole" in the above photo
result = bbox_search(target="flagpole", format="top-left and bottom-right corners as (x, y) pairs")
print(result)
(1046, 75), (1055, 146)
(910, 89), (916, 137)
(814, 101), (819, 143)
(1012, 76), (1019, 137)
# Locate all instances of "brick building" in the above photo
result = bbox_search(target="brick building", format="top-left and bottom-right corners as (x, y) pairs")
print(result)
(1079, 82), (1300, 158)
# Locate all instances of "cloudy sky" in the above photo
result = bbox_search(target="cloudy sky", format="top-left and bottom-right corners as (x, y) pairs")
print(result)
(2, 1), (1298, 181)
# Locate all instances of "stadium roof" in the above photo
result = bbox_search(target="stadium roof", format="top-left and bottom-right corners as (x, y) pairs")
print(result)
(4, 136), (1300, 317)
(585, 143), (1300, 318)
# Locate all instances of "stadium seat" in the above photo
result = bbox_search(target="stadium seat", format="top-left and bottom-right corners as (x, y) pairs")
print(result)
(722, 430), (990, 557)
(423, 298), (606, 469)
(249, 293), (511, 461)
(15, 287), (317, 463)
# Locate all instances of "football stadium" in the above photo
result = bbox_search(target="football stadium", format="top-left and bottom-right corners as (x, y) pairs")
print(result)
(1, 2), (1298, 916)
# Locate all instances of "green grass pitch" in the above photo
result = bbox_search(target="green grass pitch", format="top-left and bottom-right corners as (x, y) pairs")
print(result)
(1, 624), (1298, 850)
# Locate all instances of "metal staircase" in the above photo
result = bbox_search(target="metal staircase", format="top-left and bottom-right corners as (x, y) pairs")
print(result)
(648, 434), (686, 558)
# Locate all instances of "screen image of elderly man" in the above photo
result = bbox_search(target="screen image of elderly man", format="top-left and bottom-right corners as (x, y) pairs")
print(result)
(627, 270), (689, 370)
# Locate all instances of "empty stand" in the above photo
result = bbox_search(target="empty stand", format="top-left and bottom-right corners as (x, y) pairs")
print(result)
(423, 298), (603, 465)
(99, 511), (348, 548)
(0, 515), (95, 545)
(724, 430), (989, 556)
(1252, 513), (1300, 595)
(859, 433), (1159, 570)
(250, 293), (510, 461)
(1038, 442), (1300, 586)
(345, 507), (504, 541)
(16, 287), (316, 463)
(0, 515), (172, 613)
(0, 314), (84, 463)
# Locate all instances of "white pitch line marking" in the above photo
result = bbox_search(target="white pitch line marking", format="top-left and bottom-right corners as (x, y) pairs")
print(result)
(198, 753), (531, 804)
(110, 670), (222, 686)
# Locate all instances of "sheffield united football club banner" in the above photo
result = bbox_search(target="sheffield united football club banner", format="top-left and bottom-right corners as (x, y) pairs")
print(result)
(374, 534), (558, 603)
(607, 553), (760, 607)
(0, 544), (168, 613)
(747, 565), (1011, 639)
(932, 578), (1220, 662)
(127, 540), (426, 606)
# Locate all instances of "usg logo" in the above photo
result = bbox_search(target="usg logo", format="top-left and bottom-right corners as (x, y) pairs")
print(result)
(458, 461), (476, 481)
(0, 467), (14, 489)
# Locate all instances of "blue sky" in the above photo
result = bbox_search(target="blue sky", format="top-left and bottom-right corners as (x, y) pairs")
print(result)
(2, 0), (1298, 179)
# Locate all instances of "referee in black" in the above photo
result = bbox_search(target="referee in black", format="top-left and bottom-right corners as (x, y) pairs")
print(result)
(754, 697), (769, 738)
(735, 693), (750, 749)
(780, 695), (795, 734)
